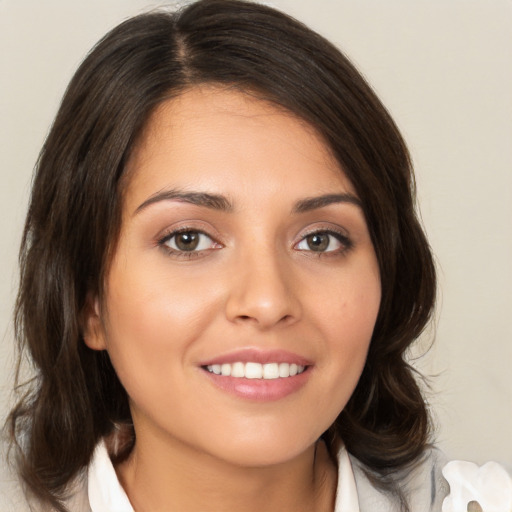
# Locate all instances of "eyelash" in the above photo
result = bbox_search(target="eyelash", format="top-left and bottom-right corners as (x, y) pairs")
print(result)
(157, 227), (353, 259)
(158, 227), (221, 259)
(295, 228), (353, 256)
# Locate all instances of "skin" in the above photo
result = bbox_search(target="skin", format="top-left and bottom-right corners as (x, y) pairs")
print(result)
(84, 85), (381, 512)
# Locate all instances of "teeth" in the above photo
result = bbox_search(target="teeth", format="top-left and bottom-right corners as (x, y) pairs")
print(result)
(220, 363), (231, 376)
(263, 363), (279, 379)
(206, 362), (306, 379)
(231, 362), (245, 378)
(245, 362), (263, 379)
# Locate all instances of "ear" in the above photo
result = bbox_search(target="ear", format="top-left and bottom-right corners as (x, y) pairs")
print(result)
(82, 293), (107, 351)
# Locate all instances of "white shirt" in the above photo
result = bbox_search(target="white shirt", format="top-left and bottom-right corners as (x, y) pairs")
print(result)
(87, 440), (360, 512)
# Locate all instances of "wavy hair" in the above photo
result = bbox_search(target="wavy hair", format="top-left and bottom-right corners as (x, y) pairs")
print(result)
(8, 1), (436, 510)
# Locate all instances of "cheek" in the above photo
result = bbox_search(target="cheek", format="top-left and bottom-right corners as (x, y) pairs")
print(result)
(106, 258), (220, 336)
(314, 256), (381, 343)
(310, 260), (380, 405)
(100, 268), (221, 395)
(340, 272), (381, 367)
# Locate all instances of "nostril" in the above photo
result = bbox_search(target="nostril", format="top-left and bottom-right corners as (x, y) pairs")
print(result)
(236, 313), (293, 324)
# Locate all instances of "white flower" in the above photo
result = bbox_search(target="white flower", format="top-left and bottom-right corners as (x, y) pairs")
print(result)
(442, 460), (512, 512)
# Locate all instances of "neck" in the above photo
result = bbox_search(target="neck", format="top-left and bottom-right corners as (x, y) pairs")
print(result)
(115, 433), (337, 512)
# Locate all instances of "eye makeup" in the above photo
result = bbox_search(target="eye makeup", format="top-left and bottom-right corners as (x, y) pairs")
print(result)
(157, 226), (223, 259)
(156, 223), (355, 262)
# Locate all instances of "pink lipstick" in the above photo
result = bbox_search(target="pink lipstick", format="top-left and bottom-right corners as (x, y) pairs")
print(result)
(199, 349), (312, 401)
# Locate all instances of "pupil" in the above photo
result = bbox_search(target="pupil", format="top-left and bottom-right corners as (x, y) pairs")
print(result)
(176, 232), (199, 251)
(308, 233), (328, 251)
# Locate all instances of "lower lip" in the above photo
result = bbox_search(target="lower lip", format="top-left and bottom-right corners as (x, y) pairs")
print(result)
(202, 368), (311, 401)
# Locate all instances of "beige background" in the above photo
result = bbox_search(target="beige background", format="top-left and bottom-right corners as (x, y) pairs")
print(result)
(1, 0), (511, 490)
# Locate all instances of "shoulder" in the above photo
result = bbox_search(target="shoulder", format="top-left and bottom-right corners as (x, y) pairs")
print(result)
(349, 447), (450, 512)
(61, 472), (92, 512)
(1, 430), (92, 512)
(0, 461), (31, 512)
(0, 436), (32, 512)
(0, 454), (90, 512)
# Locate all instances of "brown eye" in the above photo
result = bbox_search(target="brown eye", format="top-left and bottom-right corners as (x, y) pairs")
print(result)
(305, 233), (330, 252)
(162, 230), (217, 253)
(295, 230), (351, 254)
(175, 231), (200, 251)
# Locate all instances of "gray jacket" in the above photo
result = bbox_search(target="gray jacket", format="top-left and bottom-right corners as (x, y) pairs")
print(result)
(348, 449), (449, 511)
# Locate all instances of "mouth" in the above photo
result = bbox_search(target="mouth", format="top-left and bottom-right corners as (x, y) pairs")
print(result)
(199, 350), (312, 401)
(203, 362), (307, 379)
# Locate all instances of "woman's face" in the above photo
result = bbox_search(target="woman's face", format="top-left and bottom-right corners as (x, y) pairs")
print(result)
(85, 86), (381, 467)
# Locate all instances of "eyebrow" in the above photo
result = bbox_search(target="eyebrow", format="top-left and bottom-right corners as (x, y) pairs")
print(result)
(292, 193), (362, 213)
(135, 189), (233, 214)
(134, 189), (361, 215)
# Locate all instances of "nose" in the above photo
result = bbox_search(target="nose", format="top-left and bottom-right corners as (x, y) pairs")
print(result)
(224, 247), (302, 329)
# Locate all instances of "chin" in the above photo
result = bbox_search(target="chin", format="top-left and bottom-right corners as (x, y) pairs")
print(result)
(203, 429), (320, 469)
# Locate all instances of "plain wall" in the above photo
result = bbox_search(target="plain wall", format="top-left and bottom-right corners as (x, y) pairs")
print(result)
(1, 0), (511, 498)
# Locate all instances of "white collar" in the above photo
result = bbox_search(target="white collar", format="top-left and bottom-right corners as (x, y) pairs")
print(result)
(88, 440), (134, 512)
(88, 440), (360, 512)
(336, 444), (360, 512)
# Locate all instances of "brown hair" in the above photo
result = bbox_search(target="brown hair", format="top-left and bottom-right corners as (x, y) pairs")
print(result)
(8, 1), (436, 510)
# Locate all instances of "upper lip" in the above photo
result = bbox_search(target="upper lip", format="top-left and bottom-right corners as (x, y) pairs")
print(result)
(198, 348), (312, 367)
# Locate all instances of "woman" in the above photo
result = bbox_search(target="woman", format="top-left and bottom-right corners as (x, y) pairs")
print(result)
(8, 0), (448, 510)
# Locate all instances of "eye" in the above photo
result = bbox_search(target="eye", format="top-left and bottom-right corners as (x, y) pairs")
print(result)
(295, 230), (351, 253)
(160, 229), (219, 253)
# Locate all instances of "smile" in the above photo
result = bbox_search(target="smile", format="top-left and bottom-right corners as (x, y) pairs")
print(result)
(205, 362), (307, 379)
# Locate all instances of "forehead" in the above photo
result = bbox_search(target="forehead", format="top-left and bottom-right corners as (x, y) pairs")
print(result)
(123, 85), (356, 209)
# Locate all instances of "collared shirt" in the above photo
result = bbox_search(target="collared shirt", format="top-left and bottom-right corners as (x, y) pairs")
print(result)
(87, 440), (360, 512)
